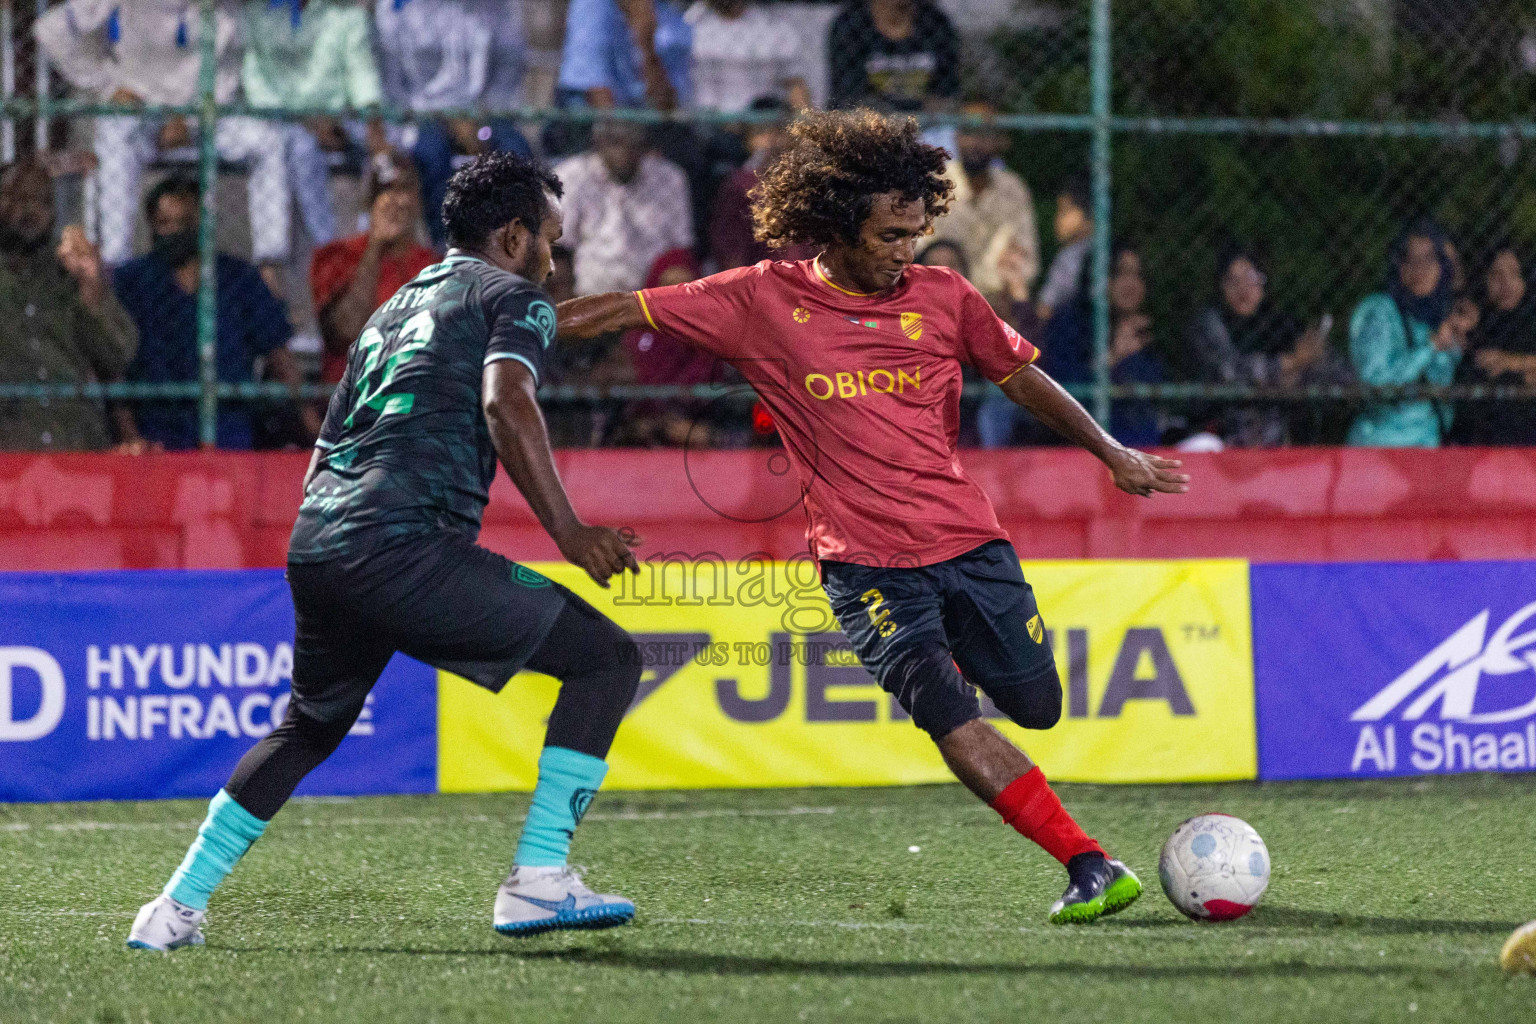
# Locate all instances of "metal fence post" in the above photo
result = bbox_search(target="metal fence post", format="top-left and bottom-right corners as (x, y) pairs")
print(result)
(196, 0), (219, 447)
(1089, 0), (1112, 427)
(33, 0), (47, 152)
(2, 1), (15, 163)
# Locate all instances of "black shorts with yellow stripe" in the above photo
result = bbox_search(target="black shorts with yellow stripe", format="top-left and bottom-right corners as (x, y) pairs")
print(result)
(821, 540), (1061, 739)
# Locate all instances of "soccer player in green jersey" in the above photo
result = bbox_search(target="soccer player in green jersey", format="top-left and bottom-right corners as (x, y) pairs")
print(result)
(129, 154), (644, 950)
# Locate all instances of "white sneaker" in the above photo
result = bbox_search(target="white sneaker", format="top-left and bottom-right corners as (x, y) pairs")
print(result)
(493, 867), (635, 937)
(126, 894), (206, 951)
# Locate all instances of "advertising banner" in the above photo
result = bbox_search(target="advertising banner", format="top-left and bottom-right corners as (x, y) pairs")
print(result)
(439, 559), (1256, 790)
(0, 571), (436, 802)
(1253, 561), (1536, 780)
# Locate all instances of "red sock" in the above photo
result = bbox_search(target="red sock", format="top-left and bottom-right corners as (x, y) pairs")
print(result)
(990, 767), (1105, 865)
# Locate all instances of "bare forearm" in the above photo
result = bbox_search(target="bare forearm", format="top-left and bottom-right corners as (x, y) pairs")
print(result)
(301, 447), (322, 491)
(486, 391), (581, 540)
(556, 292), (647, 341)
(322, 244), (387, 353)
(999, 365), (1120, 461)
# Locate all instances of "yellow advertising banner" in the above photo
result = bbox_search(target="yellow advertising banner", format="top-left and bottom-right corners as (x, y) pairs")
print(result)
(438, 559), (1256, 791)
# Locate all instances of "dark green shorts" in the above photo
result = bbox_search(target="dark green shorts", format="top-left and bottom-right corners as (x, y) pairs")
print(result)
(285, 534), (567, 723)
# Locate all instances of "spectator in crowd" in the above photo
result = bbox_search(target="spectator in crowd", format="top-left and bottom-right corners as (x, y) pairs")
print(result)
(113, 176), (316, 450)
(310, 153), (438, 386)
(915, 239), (970, 275)
(1186, 246), (1348, 446)
(374, 0), (534, 249)
(686, 0), (809, 112)
(622, 248), (729, 445)
(1036, 175), (1092, 326)
(927, 101), (1040, 309)
(1450, 243), (1536, 445)
(1103, 244), (1166, 448)
(242, 0), (386, 255)
(558, 0), (692, 110)
(547, 244), (578, 306)
(34, 0), (290, 280)
(709, 97), (815, 269)
(555, 120), (693, 295)
(976, 177), (1092, 447)
(0, 157), (138, 452)
(828, 0), (959, 113)
(1348, 218), (1473, 448)
(978, 237), (1163, 448)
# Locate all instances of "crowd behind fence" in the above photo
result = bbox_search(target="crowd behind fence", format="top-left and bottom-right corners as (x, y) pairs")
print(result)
(0, 0), (1533, 455)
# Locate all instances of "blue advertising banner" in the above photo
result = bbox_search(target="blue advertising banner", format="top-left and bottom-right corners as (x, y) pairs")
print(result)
(1253, 561), (1536, 781)
(0, 571), (436, 802)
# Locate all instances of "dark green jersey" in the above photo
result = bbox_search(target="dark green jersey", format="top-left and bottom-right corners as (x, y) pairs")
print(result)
(288, 251), (555, 563)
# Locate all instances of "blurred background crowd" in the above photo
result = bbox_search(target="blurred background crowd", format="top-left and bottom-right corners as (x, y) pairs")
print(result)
(0, 0), (1533, 454)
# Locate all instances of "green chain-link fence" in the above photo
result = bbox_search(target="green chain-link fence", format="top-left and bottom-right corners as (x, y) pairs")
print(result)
(1, 0), (1534, 448)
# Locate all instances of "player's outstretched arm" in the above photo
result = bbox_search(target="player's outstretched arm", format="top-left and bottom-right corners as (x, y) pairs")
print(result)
(555, 292), (649, 342)
(482, 359), (639, 587)
(998, 365), (1190, 498)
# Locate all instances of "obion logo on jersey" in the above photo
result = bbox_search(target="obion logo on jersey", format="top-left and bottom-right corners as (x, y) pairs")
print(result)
(1348, 601), (1536, 774)
(1252, 562), (1536, 781)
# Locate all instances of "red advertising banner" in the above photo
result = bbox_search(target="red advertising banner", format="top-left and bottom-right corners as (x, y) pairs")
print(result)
(0, 447), (1533, 570)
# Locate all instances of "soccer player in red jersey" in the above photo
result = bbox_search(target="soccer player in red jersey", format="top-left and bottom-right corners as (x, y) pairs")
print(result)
(557, 110), (1189, 923)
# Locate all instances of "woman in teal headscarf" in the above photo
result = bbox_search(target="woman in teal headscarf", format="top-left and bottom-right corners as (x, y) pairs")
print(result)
(1348, 218), (1477, 447)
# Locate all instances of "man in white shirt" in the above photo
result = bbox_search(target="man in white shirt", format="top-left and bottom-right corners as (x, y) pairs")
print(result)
(685, 0), (809, 112)
(927, 101), (1040, 307)
(374, 0), (534, 248)
(553, 120), (693, 295)
(34, 0), (290, 271)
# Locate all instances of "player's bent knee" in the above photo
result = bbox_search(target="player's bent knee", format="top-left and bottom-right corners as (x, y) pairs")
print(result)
(884, 641), (982, 741)
(607, 633), (643, 707)
(987, 667), (1063, 730)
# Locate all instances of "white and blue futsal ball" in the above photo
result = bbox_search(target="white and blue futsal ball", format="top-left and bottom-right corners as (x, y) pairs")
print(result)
(1158, 814), (1270, 921)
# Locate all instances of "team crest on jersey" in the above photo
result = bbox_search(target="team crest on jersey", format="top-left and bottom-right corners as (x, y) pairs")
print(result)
(1027, 614), (1044, 644)
(901, 312), (923, 340)
(792, 306), (810, 324)
(515, 299), (557, 349)
(512, 564), (552, 588)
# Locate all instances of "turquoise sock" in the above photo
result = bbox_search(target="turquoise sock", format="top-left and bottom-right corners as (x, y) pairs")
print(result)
(163, 790), (268, 911)
(513, 746), (609, 867)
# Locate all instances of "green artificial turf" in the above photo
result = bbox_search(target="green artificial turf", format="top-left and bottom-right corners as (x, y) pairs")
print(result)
(2, 774), (1533, 1023)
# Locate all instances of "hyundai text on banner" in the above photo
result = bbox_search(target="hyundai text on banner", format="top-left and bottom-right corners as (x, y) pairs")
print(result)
(0, 571), (436, 802)
(439, 559), (1256, 790)
(1254, 561), (1536, 781)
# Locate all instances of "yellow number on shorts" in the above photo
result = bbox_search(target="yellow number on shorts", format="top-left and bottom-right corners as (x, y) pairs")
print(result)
(861, 588), (898, 638)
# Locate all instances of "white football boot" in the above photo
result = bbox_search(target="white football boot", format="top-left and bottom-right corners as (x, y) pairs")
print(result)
(493, 867), (635, 937)
(126, 894), (207, 951)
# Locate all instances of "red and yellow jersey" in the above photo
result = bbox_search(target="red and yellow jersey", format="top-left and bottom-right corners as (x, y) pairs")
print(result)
(638, 258), (1040, 566)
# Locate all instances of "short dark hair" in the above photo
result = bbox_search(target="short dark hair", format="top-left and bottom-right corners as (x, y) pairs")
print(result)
(751, 108), (952, 249)
(441, 151), (563, 251)
(748, 94), (791, 116)
(1059, 173), (1091, 217)
(363, 150), (421, 207)
(144, 174), (200, 225)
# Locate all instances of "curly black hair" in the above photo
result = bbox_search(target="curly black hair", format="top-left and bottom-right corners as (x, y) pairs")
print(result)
(750, 109), (953, 250)
(441, 151), (563, 252)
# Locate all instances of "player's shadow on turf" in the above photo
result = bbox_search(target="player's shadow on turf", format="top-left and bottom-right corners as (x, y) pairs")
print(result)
(207, 945), (1470, 979)
(1110, 904), (1521, 936)
(1233, 904), (1522, 936)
